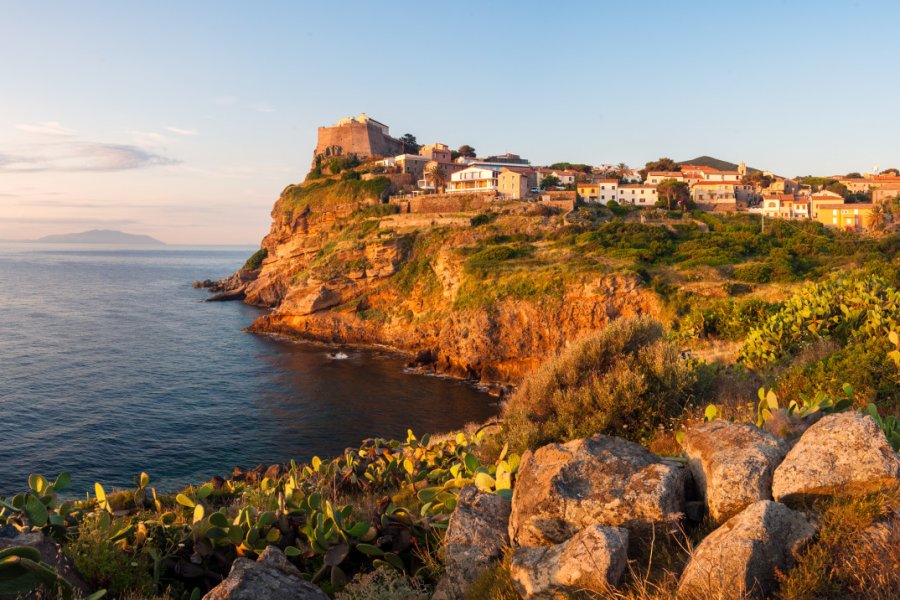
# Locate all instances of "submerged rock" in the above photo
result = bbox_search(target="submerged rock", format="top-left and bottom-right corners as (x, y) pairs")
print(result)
(678, 500), (815, 599)
(772, 412), (900, 504)
(510, 525), (628, 599)
(509, 434), (688, 547)
(203, 546), (327, 600)
(432, 486), (511, 600)
(682, 420), (788, 522)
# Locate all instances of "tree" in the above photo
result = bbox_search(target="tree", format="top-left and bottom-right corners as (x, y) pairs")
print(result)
(400, 133), (420, 154)
(845, 172), (863, 179)
(656, 179), (691, 210)
(640, 157), (680, 181)
(426, 163), (446, 193)
(825, 182), (850, 198)
(540, 175), (561, 189)
(615, 163), (630, 181)
(457, 144), (476, 158)
(880, 168), (899, 176)
(549, 162), (592, 174)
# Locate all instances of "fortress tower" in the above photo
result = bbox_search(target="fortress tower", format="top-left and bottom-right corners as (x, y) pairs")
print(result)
(312, 113), (404, 167)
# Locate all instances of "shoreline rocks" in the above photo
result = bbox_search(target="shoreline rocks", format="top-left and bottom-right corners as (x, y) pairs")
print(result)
(773, 412), (900, 504)
(509, 434), (688, 548)
(682, 420), (788, 522)
(677, 500), (815, 599)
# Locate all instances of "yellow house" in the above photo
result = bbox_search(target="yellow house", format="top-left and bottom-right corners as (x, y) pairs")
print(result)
(577, 182), (600, 202)
(498, 169), (534, 199)
(815, 203), (877, 231)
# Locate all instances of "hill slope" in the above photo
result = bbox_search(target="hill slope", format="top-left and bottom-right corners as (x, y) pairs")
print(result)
(678, 155), (760, 173)
(35, 229), (164, 245)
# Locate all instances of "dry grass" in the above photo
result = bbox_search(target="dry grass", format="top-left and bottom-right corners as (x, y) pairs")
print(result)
(778, 490), (900, 599)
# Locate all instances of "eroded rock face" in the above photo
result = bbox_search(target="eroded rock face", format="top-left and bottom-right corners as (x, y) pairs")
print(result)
(772, 412), (900, 504)
(678, 500), (815, 600)
(432, 487), (511, 600)
(509, 435), (688, 547)
(682, 420), (788, 522)
(203, 546), (328, 600)
(510, 525), (628, 599)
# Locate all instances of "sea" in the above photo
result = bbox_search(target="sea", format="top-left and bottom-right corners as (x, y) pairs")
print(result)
(0, 243), (498, 497)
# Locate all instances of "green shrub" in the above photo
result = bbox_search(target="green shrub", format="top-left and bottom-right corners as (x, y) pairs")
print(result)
(732, 262), (773, 283)
(502, 317), (697, 452)
(242, 248), (268, 271)
(470, 212), (497, 227)
(462, 245), (533, 276)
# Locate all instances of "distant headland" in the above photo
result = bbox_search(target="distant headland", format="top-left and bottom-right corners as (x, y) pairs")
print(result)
(33, 229), (165, 245)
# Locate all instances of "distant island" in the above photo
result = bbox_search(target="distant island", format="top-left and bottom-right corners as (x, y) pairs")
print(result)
(34, 229), (165, 245)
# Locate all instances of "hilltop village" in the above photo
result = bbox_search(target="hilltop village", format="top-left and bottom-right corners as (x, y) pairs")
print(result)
(311, 113), (899, 233)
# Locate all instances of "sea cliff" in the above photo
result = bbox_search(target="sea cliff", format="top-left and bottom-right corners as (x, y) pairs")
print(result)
(218, 176), (659, 384)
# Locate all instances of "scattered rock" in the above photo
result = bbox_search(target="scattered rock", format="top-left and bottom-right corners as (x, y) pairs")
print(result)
(678, 500), (816, 599)
(207, 289), (247, 302)
(772, 412), (900, 504)
(510, 525), (629, 599)
(264, 464), (284, 481)
(509, 434), (688, 547)
(210, 475), (226, 491)
(203, 545), (328, 600)
(432, 486), (511, 600)
(0, 531), (89, 597)
(682, 420), (788, 521)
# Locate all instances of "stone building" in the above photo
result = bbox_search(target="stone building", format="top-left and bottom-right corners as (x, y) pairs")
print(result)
(312, 113), (404, 167)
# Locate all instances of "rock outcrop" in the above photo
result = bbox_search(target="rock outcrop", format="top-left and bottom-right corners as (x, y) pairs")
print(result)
(432, 487), (511, 600)
(509, 434), (688, 547)
(678, 500), (816, 600)
(206, 177), (659, 384)
(772, 412), (900, 503)
(203, 546), (328, 600)
(510, 525), (629, 599)
(682, 420), (788, 522)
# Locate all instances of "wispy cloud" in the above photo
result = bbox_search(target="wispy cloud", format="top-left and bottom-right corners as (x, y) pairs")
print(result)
(15, 121), (78, 136)
(165, 126), (198, 136)
(0, 142), (179, 172)
(251, 102), (275, 113)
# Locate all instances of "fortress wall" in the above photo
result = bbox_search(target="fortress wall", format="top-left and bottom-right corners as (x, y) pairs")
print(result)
(314, 122), (403, 166)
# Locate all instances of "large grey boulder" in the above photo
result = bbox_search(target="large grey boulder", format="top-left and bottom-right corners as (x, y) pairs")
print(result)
(678, 500), (815, 599)
(682, 420), (788, 522)
(772, 412), (900, 504)
(432, 486), (511, 600)
(509, 434), (688, 547)
(510, 525), (628, 599)
(203, 546), (328, 600)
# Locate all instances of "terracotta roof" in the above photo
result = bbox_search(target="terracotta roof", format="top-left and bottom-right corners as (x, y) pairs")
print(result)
(596, 179), (619, 183)
(619, 184), (656, 189)
(648, 171), (682, 176)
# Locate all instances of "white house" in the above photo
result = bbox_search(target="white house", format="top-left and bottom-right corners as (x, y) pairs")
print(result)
(596, 179), (619, 204)
(618, 184), (658, 206)
(447, 166), (499, 193)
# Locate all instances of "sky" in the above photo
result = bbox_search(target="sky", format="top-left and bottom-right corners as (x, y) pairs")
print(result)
(1, 1), (899, 244)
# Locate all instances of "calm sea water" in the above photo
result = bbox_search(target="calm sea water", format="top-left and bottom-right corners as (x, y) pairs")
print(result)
(0, 243), (497, 497)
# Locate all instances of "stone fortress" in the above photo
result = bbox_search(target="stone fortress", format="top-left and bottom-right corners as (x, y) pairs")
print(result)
(312, 113), (404, 167)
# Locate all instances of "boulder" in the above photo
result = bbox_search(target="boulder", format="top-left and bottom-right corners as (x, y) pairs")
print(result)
(203, 546), (327, 600)
(509, 434), (688, 547)
(682, 420), (788, 522)
(432, 487), (511, 600)
(510, 525), (628, 599)
(678, 500), (815, 600)
(772, 412), (900, 504)
(284, 285), (342, 316)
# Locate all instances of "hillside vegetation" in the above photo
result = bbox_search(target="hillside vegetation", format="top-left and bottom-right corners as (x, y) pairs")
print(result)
(4, 175), (899, 599)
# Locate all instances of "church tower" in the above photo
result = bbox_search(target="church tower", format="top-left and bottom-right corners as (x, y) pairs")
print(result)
(738, 160), (747, 178)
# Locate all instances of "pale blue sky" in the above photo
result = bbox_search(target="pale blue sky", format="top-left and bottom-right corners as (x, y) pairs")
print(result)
(1, 0), (898, 243)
